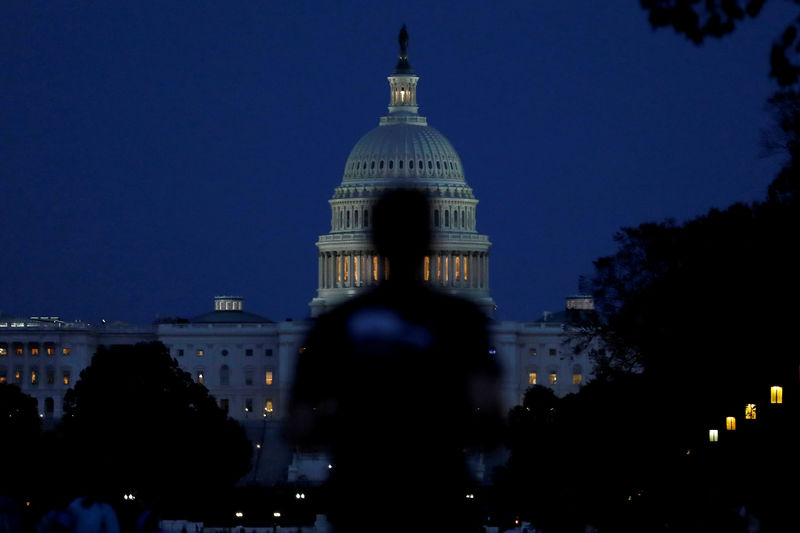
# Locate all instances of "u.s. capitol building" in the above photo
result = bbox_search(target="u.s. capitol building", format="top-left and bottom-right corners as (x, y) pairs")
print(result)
(0, 30), (594, 484)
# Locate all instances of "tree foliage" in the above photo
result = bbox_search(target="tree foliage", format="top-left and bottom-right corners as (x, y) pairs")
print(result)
(0, 383), (40, 497)
(61, 342), (251, 517)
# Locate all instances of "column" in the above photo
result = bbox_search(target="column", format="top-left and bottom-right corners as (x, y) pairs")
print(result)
(318, 253), (323, 290)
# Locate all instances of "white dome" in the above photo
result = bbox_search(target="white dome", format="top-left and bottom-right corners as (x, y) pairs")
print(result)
(342, 123), (466, 185)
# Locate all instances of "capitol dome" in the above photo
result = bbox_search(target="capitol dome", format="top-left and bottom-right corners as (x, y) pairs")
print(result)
(309, 26), (494, 316)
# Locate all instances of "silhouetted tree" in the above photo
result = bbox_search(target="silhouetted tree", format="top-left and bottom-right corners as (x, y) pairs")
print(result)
(61, 342), (251, 518)
(0, 383), (40, 498)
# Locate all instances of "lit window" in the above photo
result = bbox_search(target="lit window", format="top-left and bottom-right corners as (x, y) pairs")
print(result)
(30, 347), (40, 356)
(62, 348), (71, 355)
(709, 429), (719, 442)
(549, 373), (557, 385)
(15, 344), (23, 355)
(45, 344), (55, 355)
(265, 400), (274, 413)
(197, 372), (204, 385)
(245, 399), (253, 413)
(354, 255), (360, 282)
(528, 372), (537, 385)
(337, 256), (342, 282)
(197, 349), (204, 357)
(265, 371), (273, 386)
(0, 369), (6, 383)
(444, 257), (449, 281)
(726, 417), (736, 431)
(246, 349), (253, 357)
(770, 386), (783, 404)
(372, 256), (378, 281)
(437, 256), (442, 280)
(463, 256), (468, 280)
(63, 370), (71, 386)
(31, 369), (38, 385)
(745, 403), (757, 420)
(0, 344), (6, 356)
(572, 374), (582, 385)
(424, 256), (430, 281)
(343, 255), (349, 282)
(14, 368), (22, 384)
(455, 256), (461, 280)
(529, 348), (537, 357)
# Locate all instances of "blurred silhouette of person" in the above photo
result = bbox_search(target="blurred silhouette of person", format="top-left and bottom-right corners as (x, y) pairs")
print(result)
(67, 488), (120, 533)
(288, 187), (502, 532)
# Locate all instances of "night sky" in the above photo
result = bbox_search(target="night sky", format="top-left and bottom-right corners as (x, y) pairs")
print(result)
(1, 2), (791, 324)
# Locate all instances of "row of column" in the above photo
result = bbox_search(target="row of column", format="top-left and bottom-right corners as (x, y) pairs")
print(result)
(318, 250), (489, 290)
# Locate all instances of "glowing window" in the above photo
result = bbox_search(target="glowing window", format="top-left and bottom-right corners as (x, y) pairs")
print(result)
(463, 257), (468, 280)
(549, 372), (557, 385)
(437, 256), (442, 280)
(709, 429), (719, 442)
(31, 368), (38, 385)
(0, 344), (6, 356)
(265, 371), (273, 386)
(337, 256), (342, 282)
(572, 374), (582, 385)
(745, 403), (757, 419)
(529, 348), (537, 356)
(62, 348), (70, 356)
(771, 386), (783, 404)
(14, 368), (22, 384)
(46, 345), (55, 356)
(15, 343), (23, 355)
(197, 372), (204, 385)
(0, 370), (5, 383)
(528, 372), (537, 385)
(63, 370), (71, 385)
(197, 349), (204, 357)
(424, 256), (430, 281)
(372, 256), (378, 281)
(265, 400), (274, 413)
(343, 255), (349, 282)
(354, 255), (360, 282)
(726, 417), (736, 431)
(455, 256), (461, 280)
(444, 257), (449, 281)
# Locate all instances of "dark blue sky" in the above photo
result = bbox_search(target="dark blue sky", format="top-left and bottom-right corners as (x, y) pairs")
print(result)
(1, 2), (791, 324)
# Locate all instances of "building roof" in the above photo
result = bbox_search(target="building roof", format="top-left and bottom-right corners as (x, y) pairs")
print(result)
(189, 310), (272, 324)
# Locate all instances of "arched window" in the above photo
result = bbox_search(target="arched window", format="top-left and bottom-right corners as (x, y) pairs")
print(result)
(371, 161), (375, 169)
(380, 160), (384, 169)
(409, 160), (414, 169)
(428, 160), (432, 169)
(399, 160), (403, 169)
(220, 365), (230, 386)
(346, 211), (350, 228)
(434, 210), (439, 227)
(454, 210), (458, 227)
(389, 160), (394, 169)
(354, 210), (359, 227)
(445, 210), (450, 227)
(364, 209), (369, 228)
(418, 160), (423, 169)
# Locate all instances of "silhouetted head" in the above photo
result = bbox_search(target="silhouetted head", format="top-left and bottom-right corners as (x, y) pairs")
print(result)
(372, 188), (431, 280)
